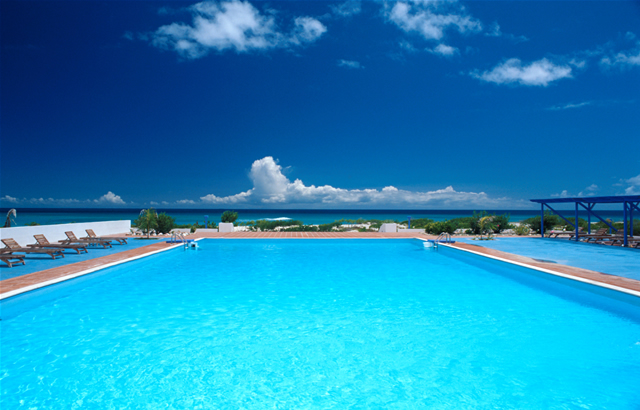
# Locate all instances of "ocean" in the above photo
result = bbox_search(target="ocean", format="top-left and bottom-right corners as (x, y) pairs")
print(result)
(0, 208), (627, 227)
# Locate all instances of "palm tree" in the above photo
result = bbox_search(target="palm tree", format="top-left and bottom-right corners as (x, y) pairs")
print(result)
(4, 209), (17, 227)
(478, 216), (495, 240)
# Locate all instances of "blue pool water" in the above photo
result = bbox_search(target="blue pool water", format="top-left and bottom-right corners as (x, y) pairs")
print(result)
(2, 239), (640, 408)
(458, 237), (640, 281)
(0, 238), (162, 280)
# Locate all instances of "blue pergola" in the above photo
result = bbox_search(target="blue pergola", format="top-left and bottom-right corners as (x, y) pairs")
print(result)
(530, 195), (640, 247)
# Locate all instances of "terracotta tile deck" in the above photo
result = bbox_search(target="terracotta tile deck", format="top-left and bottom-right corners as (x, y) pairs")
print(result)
(2, 232), (639, 300)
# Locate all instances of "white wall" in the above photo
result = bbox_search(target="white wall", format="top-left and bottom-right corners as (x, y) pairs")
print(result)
(0, 220), (131, 247)
(379, 223), (397, 233)
(218, 223), (234, 233)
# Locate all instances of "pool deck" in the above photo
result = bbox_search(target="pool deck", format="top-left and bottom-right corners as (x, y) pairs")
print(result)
(1, 232), (639, 300)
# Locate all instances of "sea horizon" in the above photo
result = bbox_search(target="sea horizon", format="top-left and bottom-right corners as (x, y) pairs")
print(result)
(1, 207), (628, 227)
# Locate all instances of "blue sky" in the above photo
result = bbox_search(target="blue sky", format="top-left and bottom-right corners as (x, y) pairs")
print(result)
(1, 0), (639, 209)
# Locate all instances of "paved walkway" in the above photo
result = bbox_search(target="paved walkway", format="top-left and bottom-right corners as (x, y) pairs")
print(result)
(2, 232), (639, 300)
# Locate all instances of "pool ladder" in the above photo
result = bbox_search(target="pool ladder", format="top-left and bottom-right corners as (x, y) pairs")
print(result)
(171, 232), (189, 250)
(433, 232), (452, 249)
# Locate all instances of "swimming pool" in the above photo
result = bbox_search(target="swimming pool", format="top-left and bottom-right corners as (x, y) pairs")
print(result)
(458, 237), (640, 280)
(2, 239), (640, 408)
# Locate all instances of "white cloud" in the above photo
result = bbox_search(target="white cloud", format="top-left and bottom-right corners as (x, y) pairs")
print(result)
(472, 58), (572, 86)
(385, 1), (482, 42)
(551, 190), (571, 198)
(337, 59), (363, 69)
(600, 44), (640, 70)
(151, 0), (325, 58)
(428, 43), (458, 56)
(484, 22), (528, 43)
(94, 191), (126, 204)
(192, 156), (522, 208)
(1, 195), (19, 203)
(625, 174), (640, 195)
(0, 192), (126, 206)
(330, 1), (362, 18)
(578, 184), (598, 197)
(177, 199), (197, 204)
(291, 17), (327, 44)
(548, 101), (591, 110)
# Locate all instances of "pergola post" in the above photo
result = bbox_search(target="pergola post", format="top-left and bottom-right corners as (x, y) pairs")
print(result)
(623, 202), (628, 247)
(575, 202), (579, 241)
(541, 204), (544, 238)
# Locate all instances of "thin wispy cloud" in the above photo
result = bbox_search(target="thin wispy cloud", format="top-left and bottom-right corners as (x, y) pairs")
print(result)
(600, 43), (640, 70)
(337, 59), (363, 69)
(149, 0), (326, 59)
(195, 157), (523, 209)
(472, 58), (573, 86)
(0, 192), (127, 206)
(484, 22), (528, 43)
(330, 1), (362, 18)
(548, 101), (592, 110)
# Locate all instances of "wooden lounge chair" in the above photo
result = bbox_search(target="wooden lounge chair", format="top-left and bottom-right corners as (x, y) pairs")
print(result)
(1, 238), (65, 259)
(84, 229), (128, 245)
(577, 228), (610, 242)
(0, 253), (26, 267)
(58, 231), (112, 249)
(29, 234), (89, 254)
(547, 227), (584, 238)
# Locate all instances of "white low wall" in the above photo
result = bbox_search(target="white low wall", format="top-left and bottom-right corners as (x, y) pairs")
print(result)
(0, 220), (131, 247)
(379, 223), (397, 233)
(218, 223), (234, 233)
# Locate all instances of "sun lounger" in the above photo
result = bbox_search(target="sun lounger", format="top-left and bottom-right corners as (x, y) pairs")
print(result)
(1, 238), (65, 259)
(547, 227), (584, 238)
(29, 234), (88, 254)
(58, 231), (112, 248)
(83, 229), (128, 244)
(0, 253), (26, 267)
(577, 228), (610, 242)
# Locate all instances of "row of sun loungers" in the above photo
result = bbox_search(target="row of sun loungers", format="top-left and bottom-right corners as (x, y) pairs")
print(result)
(0, 229), (129, 268)
(547, 227), (639, 248)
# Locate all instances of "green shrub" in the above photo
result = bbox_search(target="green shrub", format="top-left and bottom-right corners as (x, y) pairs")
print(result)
(26, 221), (40, 226)
(514, 224), (531, 236)
(251, 219), (303, 231)
(408, 218), (434, 229)
(560, 217), (589, 231)
(156, 213), (176, 234)
(221, 211), (239, 224)
(492, 213), (511, 233)
(426, 221), (455, 234)
(521, 212), (558, 234)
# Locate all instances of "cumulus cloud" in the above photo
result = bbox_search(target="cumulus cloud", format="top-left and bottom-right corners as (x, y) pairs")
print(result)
(337, 59), (363, 69)
(472, 58), (573, 86)
(192, 156), (521, 208)
(330, 1), (362, 18)
(385, 1), (482, 41)
(95, 191), (126, 204)
(428, 43), (458, 56)
(625, 174), (640, 195)
(150, 0), (325, 58)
